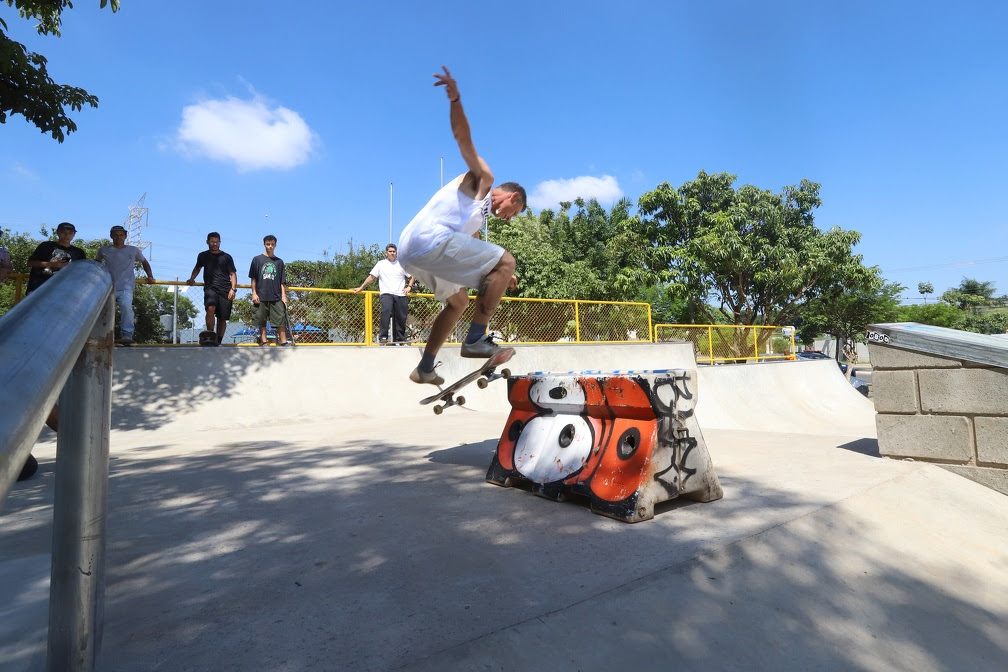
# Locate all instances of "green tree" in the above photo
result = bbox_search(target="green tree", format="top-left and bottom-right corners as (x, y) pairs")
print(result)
(958, 277), (996, 300)
(320, 239), (383, 290)
(488, 197), (646, 301)
(918, 281), (933, 304)
(636, 171), (874, 331)
(130, 285), (196, 343)
(1, 0), (120, 141)
(802, 277), (904, 359)
(895, 302), (962, 329)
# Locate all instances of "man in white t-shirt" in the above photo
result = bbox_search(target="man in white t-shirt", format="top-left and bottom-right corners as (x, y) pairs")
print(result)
(397, 66), (526, 385)
(354, 243), (414, 343)
(96, 225), (155, 345)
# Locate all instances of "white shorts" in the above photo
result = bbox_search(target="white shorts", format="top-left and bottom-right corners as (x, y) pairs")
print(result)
(400, 232), (505, 302)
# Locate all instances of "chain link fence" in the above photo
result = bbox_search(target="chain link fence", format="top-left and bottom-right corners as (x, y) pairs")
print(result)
(288, 288), (653, 345)
(654, 324), (796, 363)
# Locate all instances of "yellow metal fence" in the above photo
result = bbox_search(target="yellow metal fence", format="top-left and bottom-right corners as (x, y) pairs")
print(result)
(285, 286), (653, 345)
(654, 324), (796, 363)
(4, 274), (793, 356)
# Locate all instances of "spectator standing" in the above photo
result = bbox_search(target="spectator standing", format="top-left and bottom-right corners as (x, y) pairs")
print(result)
(0, 246), (12, 282)
(96, 225), (155, 345)
(186, 232), (238, 345)
(354, 243), (413, 343)
(22, 221), (86, 479)
(26, 222), (86, 293)
(249, 235), (290, 346)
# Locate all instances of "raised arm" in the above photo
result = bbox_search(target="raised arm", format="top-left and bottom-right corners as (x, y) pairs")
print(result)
(434, 66), (493, 200)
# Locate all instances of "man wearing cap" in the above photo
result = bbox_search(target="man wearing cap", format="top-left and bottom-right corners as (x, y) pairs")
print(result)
(26, 222), (87, 293)
(96, 225), (155, 345)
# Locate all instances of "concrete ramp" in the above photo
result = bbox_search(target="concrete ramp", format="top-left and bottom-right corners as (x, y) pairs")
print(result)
(695, 359), (876, 437)
(109, 343), (699, 433)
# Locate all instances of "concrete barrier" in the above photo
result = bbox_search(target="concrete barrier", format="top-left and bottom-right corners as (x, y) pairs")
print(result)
(867, 322), (1008, 495)
(487, 369), (723, 522)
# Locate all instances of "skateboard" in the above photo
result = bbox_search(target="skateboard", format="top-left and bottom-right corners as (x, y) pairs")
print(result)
(198, 330), (218, 347)
(283, 307), (297, 347)
(420, 347), (516, 415)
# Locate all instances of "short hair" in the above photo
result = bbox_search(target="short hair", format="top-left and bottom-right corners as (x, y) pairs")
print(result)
(386, 243), (397, 252)
(263, 234), (277, 243)
(498, 182), (527, 211)
(207, 232), (221, 241)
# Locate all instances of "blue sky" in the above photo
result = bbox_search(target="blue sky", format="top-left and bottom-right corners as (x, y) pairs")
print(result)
(2, 1), (1007, 303)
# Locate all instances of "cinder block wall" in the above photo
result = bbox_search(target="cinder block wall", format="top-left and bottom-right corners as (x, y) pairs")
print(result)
(869, 343), (1008, 495)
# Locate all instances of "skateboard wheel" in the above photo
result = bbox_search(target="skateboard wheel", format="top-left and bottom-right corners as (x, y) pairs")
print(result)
(477, 377), (488, 389)
(456, 395), (465, 406)
(433, 405), (444, 415)
(500, 368), (511, 378)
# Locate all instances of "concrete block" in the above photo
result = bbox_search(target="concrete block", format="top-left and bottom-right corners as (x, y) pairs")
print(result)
(973, 417), (1008, 467)
(870, 369), (918, 413)
(867, 344), (962, 370)
(487, 370), (722, 523)
(875, 414), (972, 462)
(940, 464), (1008, 496)
(919, 368), (1008, 414)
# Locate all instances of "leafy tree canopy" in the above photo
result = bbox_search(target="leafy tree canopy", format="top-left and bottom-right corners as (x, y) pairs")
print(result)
(488, 196), (647, 302)
(636, 171), (874, 327)
(1, 0), (119, 141)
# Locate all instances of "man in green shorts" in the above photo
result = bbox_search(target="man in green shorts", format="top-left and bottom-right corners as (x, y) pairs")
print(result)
(249, 234), (291, 346)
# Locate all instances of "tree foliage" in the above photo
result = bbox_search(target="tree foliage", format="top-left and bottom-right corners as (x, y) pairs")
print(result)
(488, 197), (646, 301)
(1, 0), (119, 141)
(130, 285), (196, 343)
(636, 171), (874, 328)
(800, 277), (904, 350)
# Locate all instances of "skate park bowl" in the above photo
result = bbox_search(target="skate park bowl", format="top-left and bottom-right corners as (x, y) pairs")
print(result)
(4, 342), (1008, 671)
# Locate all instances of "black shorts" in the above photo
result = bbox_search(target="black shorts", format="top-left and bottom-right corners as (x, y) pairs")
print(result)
(204, 287), (233, 320)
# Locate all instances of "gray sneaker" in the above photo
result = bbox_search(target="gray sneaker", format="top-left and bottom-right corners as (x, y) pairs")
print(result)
(460, 335), (501, 359)
(409, 365), (444, 386)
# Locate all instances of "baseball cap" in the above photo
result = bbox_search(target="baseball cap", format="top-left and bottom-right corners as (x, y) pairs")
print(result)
(56, 222), (76, 233)
(110, 225), (127, 236)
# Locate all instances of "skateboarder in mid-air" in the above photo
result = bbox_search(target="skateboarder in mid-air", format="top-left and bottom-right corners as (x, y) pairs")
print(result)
(397, 66), (526, 385)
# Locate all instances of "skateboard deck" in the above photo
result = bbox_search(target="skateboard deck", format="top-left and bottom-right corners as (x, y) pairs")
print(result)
(199, 330), (218, 346)
(420, 347), (516, 415)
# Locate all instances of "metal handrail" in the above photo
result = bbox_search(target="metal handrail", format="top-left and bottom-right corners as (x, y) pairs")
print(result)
(0, 261), (115, 672)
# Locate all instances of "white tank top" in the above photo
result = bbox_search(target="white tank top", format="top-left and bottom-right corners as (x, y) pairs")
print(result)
(398, 176), (491, 260)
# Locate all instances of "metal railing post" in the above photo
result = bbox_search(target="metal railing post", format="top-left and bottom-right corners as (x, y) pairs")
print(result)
(46, 292), (114, 672)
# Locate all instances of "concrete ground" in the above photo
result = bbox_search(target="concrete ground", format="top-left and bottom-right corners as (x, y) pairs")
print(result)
(2, 345), (1007, 671)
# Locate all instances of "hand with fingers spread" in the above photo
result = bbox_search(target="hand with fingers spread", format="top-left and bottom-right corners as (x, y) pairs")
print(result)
(434, 65), (460, 103)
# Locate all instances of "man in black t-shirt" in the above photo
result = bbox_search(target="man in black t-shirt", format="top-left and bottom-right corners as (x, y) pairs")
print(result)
(26, 222), (87, 293)
(186, 232), (238, 345)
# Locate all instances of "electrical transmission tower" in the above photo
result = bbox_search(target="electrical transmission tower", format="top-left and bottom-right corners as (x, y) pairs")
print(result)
(123, 193), (151, 257)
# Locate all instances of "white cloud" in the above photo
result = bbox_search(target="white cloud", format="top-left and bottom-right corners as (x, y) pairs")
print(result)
(9, 162), (39, 181)
(175, 95), (316, 171)
(527, 175), (624, 211)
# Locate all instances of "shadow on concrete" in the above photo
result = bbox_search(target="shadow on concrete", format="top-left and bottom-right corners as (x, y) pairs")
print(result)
(3, 436), (1005, 672)
(109, 349), (283, 432)
(838, 437), (881, 457)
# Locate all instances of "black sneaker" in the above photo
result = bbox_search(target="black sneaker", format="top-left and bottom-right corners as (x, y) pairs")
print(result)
(460, 335), (501, 358)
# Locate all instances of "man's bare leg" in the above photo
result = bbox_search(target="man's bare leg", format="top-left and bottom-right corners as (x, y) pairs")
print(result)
(215, 318), (227, 345)
(471, 252), (515, 324)
(410, 289), (469, 384)
(424, 289), (470, 358)
(205, 306), (216, 332)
